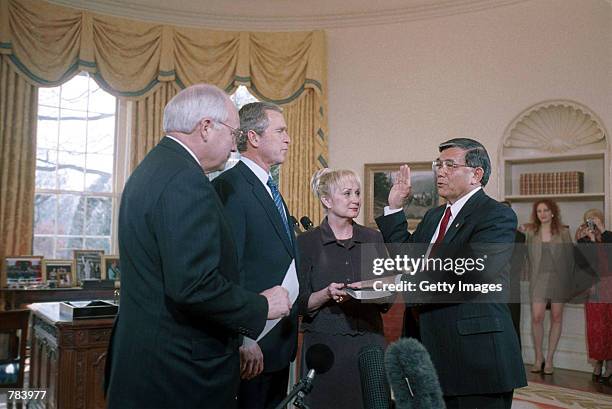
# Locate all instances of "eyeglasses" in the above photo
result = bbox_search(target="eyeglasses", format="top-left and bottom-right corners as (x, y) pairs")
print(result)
(432, 159), (473, 172)
(217, 121), (244, 140)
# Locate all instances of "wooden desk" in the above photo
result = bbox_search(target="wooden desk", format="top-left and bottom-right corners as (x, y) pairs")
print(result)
(28, 302), (114, 409)
(1, 288), (116, 310)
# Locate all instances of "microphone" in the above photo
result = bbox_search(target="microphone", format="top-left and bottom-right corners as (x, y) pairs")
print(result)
(385, 338), (444, 409)
(358, 345), (391, 409)
(300, 216), (314, 231)
(289, 215), (303, 235)
(275, 344), (334, 409)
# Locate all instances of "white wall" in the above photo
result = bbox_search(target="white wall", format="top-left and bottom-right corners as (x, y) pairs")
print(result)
(326, 0), (612, 224)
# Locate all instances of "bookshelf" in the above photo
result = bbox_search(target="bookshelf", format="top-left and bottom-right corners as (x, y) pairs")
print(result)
(498, 100), (609, 373)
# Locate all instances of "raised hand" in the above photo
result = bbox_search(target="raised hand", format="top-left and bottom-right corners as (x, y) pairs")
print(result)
(388, 164), (412, 210)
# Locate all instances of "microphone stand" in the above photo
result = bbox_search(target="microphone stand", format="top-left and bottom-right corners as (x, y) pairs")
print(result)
(274, 370), (314, 409)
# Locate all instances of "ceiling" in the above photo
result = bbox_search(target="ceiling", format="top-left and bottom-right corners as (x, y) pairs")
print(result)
(47, 0), (529, 30)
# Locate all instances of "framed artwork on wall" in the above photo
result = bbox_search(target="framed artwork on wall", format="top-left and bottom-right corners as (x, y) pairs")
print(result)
(364, 162), (440, 230)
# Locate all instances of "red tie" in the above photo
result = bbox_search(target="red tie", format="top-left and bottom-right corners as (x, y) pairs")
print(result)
(434, 207), (452, 244)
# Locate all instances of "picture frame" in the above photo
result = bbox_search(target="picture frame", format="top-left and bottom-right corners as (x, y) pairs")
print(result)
(1, 256), (44, 288)
(101, 255), (120, 287)
(42, 259), (75, 288)
(73, 250), (104, 285)
(364, 162), (440, 230)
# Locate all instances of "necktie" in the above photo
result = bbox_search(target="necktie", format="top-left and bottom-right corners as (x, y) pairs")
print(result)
(267, 177), (292, 241)
(433, 206), (452, 244)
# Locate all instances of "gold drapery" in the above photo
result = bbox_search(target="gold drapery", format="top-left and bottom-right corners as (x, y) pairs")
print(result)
(0, 55), (37, 260)
(0, 0), (328, 238)
(281, 89), (326, 224)
(129, 82), (180, 170)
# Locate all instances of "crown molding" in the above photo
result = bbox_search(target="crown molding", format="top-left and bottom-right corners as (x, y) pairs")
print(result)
(45, 0), (529, 31)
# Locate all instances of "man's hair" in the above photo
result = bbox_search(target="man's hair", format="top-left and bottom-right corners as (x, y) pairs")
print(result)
(438, 138), (491, 186)
(237, 102), (283, 153)
(163, 84), (229, 134)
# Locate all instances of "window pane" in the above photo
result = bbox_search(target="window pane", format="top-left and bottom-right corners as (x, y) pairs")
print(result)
(85, 197), (112, 235)
(37, 106), (59, 150)
(36, 148), (57, 189)
(57, 194), (85, 235)
(88, 83), (116, 115)
(56, 237), (84, 259)
(39, 87), (60, 108)
(61, 74), (89, 111)
(57, 150), (85, 191)
(59, 108), (87, 153)
(85, 238), (111, 253)
(86, 154), (113, 192)
(33, 236), (55, 258)
(34, 194), (56, 234)
(87, 115), (115, 155)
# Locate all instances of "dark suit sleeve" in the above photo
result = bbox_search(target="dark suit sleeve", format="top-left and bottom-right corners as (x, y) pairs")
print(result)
(154, 167), (267, 339)
(375, 210), (413, 243)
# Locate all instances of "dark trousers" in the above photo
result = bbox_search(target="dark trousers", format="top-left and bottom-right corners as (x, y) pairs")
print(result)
(238, 366), (290, 409)
(444, 391), (513, 409)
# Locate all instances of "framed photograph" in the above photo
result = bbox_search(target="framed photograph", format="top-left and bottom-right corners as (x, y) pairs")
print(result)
(102, 255), (120, 286)
(73, 250), (104, 284)
(42, 259), (75, 288)
(364, 162), (440, 230)
(2, 256), (44, 288)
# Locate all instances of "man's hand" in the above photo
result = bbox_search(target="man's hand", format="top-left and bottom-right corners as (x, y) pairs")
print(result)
(261, 286), (291, 319)
(240, 340), (264, 380)
(388, 165), (412, 210)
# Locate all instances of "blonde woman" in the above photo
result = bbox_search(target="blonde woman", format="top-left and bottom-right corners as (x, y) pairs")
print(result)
(297, 168), (389, 409)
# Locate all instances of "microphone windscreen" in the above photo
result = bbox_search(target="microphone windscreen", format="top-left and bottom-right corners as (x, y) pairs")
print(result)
(305, 343), (334, 374)
(300, 216), (313, 231)
(358, 345), (391, 409)
(385, 338), (444, 409)
(289, 215), (299, 227)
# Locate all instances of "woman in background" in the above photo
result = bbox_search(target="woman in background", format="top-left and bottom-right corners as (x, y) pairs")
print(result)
(575, 209), (612, 384)
(297, 168), (389, 409)
(524, 199), (574, 375)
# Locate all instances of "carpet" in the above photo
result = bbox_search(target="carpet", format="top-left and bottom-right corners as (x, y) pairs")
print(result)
(513, 382), (612, 409)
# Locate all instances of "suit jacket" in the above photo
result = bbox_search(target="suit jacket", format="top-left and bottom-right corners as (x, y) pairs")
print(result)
(105, 138), (268, 409)
(376, 189), (527, 396)
(213, 161), (298, 372)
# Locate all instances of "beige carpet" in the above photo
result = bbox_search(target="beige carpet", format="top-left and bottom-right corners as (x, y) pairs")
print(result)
(512, 382), (612, 409)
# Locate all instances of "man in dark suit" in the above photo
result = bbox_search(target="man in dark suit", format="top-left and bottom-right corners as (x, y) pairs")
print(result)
(105, 84), (291, 409)
(213, 102), (297, 409)
(376, 138), (526, 408)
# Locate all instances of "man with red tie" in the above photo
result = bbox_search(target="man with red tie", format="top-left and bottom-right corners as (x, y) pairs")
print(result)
(376, 138), (526, 409)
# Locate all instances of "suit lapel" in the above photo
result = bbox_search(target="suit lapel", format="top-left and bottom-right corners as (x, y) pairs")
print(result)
(420, 206), (446, 242)
(442, 189), (485, 244)
(235, 162), (294, 256)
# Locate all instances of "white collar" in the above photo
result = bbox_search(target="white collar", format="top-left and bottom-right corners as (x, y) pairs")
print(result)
(447, 186), (482, 217)
(165, 135), (200, 165)
(240, 156), (272, 187)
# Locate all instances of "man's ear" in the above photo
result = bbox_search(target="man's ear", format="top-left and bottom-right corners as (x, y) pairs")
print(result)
(246, 129), (260, 148)
(199, 118), (213, 143)
(471, 167), (484, 185)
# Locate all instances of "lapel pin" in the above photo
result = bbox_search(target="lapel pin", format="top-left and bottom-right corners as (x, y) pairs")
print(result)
(455, 223), (460, 228)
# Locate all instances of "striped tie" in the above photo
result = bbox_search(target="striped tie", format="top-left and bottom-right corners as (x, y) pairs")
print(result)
(267, 177), (292, 241)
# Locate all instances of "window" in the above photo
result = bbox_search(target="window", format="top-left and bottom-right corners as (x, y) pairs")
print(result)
(33, 72), (118, 259)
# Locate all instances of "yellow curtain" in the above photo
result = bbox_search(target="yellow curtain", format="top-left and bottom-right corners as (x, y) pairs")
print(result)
(0, 0), (328, 234)
(129, 82), (180, 169)
(0, 55), (37, 260)
(281, 89), (327, 225)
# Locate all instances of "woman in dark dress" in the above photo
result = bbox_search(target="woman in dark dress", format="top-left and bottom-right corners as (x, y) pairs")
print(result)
(297, 168), (389, 409)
